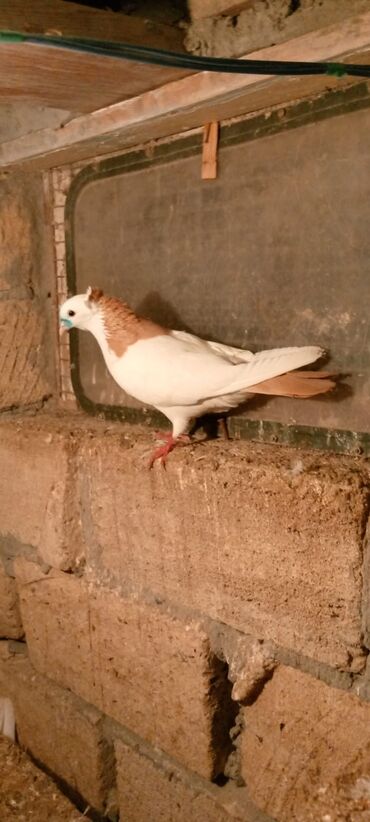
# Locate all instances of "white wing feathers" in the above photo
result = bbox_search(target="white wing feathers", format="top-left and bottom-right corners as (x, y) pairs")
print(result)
(170, 332), (323, 402)
(120, 332), (323, 409)
(171, 330), (254, 363)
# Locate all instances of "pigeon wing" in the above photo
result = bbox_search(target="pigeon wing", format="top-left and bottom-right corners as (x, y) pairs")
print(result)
(117, 332), (323, 408)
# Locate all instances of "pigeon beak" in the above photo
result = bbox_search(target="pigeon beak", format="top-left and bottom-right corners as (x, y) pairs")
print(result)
(59, 318), (73, 337)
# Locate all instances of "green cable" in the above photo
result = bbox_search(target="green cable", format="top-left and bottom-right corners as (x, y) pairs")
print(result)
(0, 31), (25, 42)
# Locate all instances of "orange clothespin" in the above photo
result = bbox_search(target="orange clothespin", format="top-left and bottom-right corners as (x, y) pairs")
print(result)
(202, 122), (219, 180)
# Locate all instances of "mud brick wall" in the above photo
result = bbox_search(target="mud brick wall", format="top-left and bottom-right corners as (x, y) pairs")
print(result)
(1, 413), (370, 821)
(0, 171), (56, 412)
(185, 0), (370, 57)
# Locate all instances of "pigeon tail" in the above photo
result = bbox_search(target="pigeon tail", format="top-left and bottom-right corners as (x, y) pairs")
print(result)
(209, 345), (324, 399)
(247, 370), (336, 398)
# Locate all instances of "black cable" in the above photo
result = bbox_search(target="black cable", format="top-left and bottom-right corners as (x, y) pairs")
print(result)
(1, 30), (369, 78)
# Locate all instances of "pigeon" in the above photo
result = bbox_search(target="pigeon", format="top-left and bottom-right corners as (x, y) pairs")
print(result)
(59, 287), (336, 466)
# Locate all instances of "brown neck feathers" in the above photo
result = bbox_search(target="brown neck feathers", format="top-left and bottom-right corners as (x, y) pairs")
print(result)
(98, 294), (168, 357)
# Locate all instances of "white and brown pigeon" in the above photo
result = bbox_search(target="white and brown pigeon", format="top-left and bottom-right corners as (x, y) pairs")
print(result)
(59, 287), (335, 466)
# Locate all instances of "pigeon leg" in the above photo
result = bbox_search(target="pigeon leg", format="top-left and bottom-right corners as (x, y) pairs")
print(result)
(149, 433), (190, 469)
(219, 417), (230, 440)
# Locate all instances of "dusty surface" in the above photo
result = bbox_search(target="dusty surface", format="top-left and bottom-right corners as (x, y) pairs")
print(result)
(303, 772), (370, 822)
(0, 734), (84, 821)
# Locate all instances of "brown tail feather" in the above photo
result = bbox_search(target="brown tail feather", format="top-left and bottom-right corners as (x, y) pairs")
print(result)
(247, 370), (337, 398)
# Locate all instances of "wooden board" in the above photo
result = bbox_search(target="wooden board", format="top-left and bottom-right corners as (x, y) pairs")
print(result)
(0, 0), (186, 52)
(1, 12), (370, 169)
(0, 42), (191, 113)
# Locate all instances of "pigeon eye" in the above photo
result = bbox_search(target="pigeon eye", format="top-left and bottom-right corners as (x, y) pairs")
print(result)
(68, 310), (75, 317)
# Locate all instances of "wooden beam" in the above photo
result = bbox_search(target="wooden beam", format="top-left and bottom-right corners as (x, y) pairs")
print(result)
(0, 43), (191, 113)
(1, 12), (370, 170)
(0, 0), (190, 114)
(0, 0), (185, 52)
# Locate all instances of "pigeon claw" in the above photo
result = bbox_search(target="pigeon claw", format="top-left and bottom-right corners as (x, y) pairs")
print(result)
(148, 433), (190, 469)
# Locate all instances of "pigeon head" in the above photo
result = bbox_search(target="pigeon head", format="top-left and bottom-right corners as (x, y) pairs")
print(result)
(59, 287), (104, 334)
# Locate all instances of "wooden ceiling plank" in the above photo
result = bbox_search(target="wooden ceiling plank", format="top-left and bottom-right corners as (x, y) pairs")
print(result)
(0, 0), (186, 52)
(0, 43), (190, 113)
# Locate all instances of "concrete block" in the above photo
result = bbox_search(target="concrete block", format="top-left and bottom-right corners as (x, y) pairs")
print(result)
(55, 242), (65, 260)
(0, 300), (51, 410)
(54, 225), (65, 243)
(53, 206), (65, 225)
(0, 181), (34, 290)
(0, 642), (112, 813)
(15, 560), (229, 779)
(54, 190), (66, 207)
(0, 423), (84, 570)
(240, 665), (370, 820)
(14, 560), (95, 700)
(56, 259), (66, 277)
(81, 434), (368, 671)
(115, 737), (263, 822)
(0, 565), (23, 638)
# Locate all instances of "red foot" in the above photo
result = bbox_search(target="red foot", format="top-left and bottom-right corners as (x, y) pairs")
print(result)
(149, 433), (190, 469)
